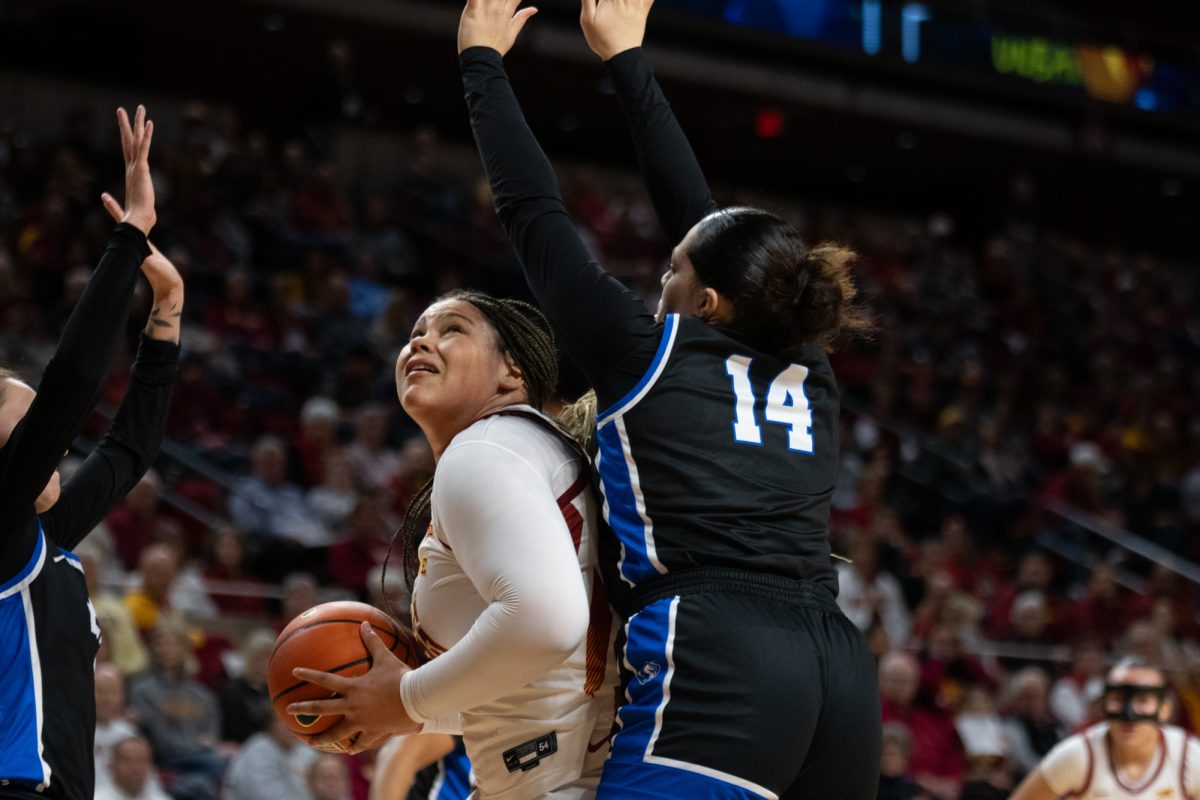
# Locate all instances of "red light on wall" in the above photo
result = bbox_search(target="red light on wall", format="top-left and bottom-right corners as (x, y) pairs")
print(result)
(755, 108), (785, 139)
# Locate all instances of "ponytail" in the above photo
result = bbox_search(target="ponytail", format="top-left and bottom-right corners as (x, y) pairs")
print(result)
(686, 208), (874, 358)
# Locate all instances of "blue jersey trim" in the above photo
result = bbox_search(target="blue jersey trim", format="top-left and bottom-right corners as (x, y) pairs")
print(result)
(0, 522), (45, 597)
(597, 314), (678, 426)
(431, 740), (473, 799)
(610, 598), (674, 763)
(598, 759), (770, 800)
(596, 422), (662, 586)
(0, 591), (45, 785)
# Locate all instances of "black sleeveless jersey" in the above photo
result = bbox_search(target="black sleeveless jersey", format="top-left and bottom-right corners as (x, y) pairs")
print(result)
(593, 314), (838, 611)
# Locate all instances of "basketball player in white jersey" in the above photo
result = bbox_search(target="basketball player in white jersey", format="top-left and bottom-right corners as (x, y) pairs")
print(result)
(1010, 658), (1200, 800)
(289, 291), (618, 800)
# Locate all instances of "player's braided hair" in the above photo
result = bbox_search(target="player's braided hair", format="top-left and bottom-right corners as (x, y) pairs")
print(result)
(448, 290), (559, 410)
(382, 291), (561, 606)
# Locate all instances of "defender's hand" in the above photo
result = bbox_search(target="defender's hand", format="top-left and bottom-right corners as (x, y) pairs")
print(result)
(580, 0), (654, 61)
(115, 105), (156, 235)
(458, 0), (538, 56)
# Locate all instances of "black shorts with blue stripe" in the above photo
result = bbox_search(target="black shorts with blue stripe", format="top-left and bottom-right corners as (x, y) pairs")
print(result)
(598, 570), (881, 800)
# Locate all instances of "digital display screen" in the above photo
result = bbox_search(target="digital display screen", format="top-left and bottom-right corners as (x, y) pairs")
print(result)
(655, 0), (1200, 117)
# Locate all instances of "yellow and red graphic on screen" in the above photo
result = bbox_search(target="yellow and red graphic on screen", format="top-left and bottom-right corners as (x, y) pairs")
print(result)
(991, 34), (1155, 104)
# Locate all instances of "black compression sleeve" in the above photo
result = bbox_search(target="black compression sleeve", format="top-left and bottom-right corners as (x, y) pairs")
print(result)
(42, 334), (180, 550)
(461, 47), (660, 405)
(0, 223), (147, 577)
(605, 48), (719, 245)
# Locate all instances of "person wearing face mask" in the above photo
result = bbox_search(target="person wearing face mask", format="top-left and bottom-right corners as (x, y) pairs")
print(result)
(0, 106), (182, 800)
(1009, 658), (1200, 799)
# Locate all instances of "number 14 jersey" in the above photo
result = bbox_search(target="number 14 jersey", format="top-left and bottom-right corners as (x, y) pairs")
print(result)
(594, 313), (840, 612)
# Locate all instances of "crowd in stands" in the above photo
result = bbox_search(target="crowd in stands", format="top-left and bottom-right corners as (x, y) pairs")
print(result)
(0, 71), (1196, 800)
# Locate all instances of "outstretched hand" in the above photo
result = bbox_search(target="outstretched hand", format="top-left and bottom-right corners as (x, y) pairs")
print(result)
(287, 622), (420, 755)
(101, 192), (183, 342)
(115, 105), (156, 236)
(580, 0), (653, 61)
(458, 0), (538, 57)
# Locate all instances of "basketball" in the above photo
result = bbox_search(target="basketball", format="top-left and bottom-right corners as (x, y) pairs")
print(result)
(268, 601), (421, 744)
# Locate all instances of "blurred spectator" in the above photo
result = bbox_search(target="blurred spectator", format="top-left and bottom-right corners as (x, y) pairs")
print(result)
(279, 572), (320, 626)
(984, 552), (1065, 641)
(203, 271), (276, 351)
(222, 710), (309, 800)
(329, 492), (396, 598)
(1175, 653), (1200, 731)
(1036, 441), (1109, 516)
(1000, 668), (1063, 775)
(389, 437), (435, 518)
(1070, 563), (1145, 647)
(878, 723), (932, 800)
(166, 354), (233, 451)
(1149, 595), (1199, 673)
(1123, 619), (1168, 666)
(955, 687), (1014, 800)
(95, 664), (140, 793)
(306, 452), (359, 532)
(95, 736), (173, 800)
(1048, 641), (1107, 731)
(999, 592), (1059, 674)
(367, 562), (411, 627)
(879, 651), (963, 799)
(345, 404), (401, 493)
(204, 526), (271, 618)
(77, 537), (150, 676)
(306, 754), (352, 800)
(294, 396), (340, 488)
(230, 436), (330, 580)
(128, 623), (227, 800)
(837, 532), (911, 648)
(164, 526), (221, 621)
(125, 543), (181, 636)
(918, 624), (995, 715)
(218, 628), (276, 743)
(107, 471), (168, 571)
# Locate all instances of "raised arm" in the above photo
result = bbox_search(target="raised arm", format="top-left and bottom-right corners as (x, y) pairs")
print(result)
(41, 334), (179, 550)
(459, 0), (660, 404)
(41, 196), (185, 551)
(581, 0), (718, 244)
(0, 107), (156, 568)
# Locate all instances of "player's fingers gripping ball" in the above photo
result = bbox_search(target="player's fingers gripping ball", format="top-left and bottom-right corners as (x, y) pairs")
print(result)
(268, 601), (421, 751)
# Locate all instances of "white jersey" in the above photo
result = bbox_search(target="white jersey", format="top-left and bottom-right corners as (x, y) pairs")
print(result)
(402, 409), (619, 800)
(1040, 723), (1200, 799)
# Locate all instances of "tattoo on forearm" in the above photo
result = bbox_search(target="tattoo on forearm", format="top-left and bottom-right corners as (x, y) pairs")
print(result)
(151, 319), (173, 328)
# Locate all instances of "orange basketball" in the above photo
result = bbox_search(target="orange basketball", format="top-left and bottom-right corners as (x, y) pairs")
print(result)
(268, 601), (421, 746)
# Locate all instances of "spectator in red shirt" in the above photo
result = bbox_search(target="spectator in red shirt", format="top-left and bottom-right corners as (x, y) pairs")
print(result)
(1070, 563), (1144, 647)
(203, 526), (270, 618)
(328, 491), (395, 599)
(880, 650), (964, 800)
(107, 470), (167, 572)
(985, 552), (1066, 640)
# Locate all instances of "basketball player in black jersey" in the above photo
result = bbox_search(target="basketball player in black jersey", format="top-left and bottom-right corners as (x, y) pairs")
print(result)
(0, 106), (183, 800)
(458, 0), (880, 797)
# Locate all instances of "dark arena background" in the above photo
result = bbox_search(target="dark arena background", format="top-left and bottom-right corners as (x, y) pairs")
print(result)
(1, 0), (1198, 798)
